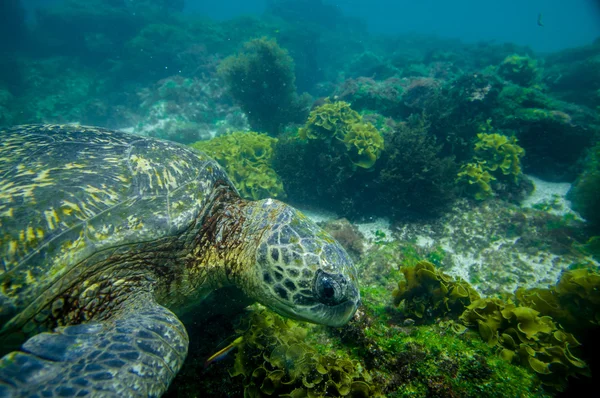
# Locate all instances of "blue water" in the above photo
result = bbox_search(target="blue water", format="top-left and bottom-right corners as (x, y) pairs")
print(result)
(185, 0), (600, 52)
(2, 1), (600, 397)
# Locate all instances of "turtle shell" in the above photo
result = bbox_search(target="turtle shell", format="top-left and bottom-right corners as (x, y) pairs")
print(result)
(0, 124), (232, 335)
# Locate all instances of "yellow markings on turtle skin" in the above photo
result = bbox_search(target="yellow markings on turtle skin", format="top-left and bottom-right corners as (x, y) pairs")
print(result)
(44, 209), (59, 230)
(36, 228), (44, 239)
(85, 185), (120, 204)
(163, 168), (178, 189)
(32, 169), (52, 183)
(79, 201), (94, 218)
(126, 215), (144, 231)
(116, 175), (129, 183)
(155, 171), (164, 189)
(61, 200), (82, 214)
(0, 181), (15, 195)
(1, 208), (14, 217)
(169, 162), (184, 175)
(64, 163), (85, 170)
(15, 168), (35, 177)
(26, 227), (36, 243)
(8, 240), (17, 256)
(131, 155), (153, 173)
(130, 155), (158, 189)
(25, 270), (36, 285)
(20, 186), (37, 199)
(19, 230), (25, 241)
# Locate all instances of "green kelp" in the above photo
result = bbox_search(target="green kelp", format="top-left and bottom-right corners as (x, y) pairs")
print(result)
(351, 247), (546, 397)
(456, 161), (496, 200)
(230, 307), (375, 397)
(299, 101), (384, 169)
(273, 101), (385, 218)
(457, 122), (525, 200)
(190, 132), (285, 200)
(388, 256), (588, 391)
(516, 267), (600, 334)
(459, 298), (588, 390)
(393, 260), (480, 322)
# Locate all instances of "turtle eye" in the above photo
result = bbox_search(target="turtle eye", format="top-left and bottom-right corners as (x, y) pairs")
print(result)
(315, 271), (343, 305)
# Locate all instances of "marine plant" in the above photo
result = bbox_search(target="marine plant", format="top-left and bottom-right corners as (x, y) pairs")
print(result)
(390, 258), (589, 391)
(392, 260), (480, 322)
(497, 54), (539, 87)
(456, 123), (525, 200)
(567, 143), (600, 228)
(492, 83), (597, 181)
(298, 100), (361, 141)
(456, 162), (496, 200)
(218, 37), (307, 135)
(230, 307), (375, 397)
(351, 245), (547, 397)
(190, 132), (285, 200)
(473, 131), (525, 182)
(299, 100), (384, 169)
(376, 116), (458, 218)
(516, 267), (600, 335)
(335, 77), (405, 118)
(459, 298), (588, 390)
(343, 122), (385, 169)
(421, 72), (502, 162)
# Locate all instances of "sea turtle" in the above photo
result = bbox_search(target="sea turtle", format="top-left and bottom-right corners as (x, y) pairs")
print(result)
(0, 124), (360, 397)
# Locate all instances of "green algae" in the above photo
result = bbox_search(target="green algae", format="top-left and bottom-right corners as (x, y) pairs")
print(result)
(190, 131), (285, 200)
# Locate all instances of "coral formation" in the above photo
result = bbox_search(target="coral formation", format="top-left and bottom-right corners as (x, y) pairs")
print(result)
(190, 132), (285, 200)
(492, 84), (597, 181)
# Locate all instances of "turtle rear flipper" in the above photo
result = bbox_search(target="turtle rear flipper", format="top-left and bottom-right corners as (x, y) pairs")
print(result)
(0, 297), (188, 397)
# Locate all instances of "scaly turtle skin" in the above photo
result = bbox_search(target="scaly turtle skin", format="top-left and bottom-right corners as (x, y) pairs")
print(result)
(0, 124), (360, 397)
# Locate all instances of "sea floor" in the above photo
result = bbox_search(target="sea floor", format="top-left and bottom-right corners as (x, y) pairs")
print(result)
(303, 176), (597, 296)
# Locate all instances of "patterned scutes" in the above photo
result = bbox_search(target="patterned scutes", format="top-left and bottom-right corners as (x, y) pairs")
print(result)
(0, 124), (229, 325)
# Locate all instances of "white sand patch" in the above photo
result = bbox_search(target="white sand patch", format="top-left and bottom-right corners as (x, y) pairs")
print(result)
(446, 251), (479, 284)
(415, 235), (435, 248)
(356, 218), (394, 244)
(299, 206), (394, 245)
(300, 207), (338, 224)
(521, 175), (579, 217)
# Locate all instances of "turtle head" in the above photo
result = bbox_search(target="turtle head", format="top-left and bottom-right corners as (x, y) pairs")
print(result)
(240, 199), (360, 327)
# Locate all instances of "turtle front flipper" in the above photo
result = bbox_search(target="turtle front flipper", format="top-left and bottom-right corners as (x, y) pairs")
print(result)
(0, 297), (188, 397)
